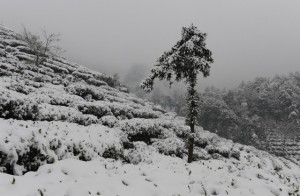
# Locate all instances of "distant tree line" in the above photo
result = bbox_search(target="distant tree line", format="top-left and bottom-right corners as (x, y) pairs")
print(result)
(125, 66), (300, 152)
(198, 73), (300, 151)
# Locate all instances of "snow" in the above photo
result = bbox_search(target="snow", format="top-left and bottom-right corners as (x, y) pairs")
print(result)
(0, 119), (125, 169)
(1, 23), (300, 196)
(1, 153), (300, 196)
(1, 118), (299, 195)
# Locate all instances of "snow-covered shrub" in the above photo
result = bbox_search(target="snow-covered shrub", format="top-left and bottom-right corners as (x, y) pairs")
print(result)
(151, 104), (166, 113)
(205, 143), (227, 158)
(77, 102), (112, 118)
(33, 75), (46, 83)
(204, 139), (240, 160)
(217, 147), (230, 158)
(127, 96), (145, 106)
(123, 142), (157, 164)
(210, 138), (233, 158)
(132, 107), (160, 119)
(98, 98), (159, 119)
(73, 114), (99, 126)
(118, 85), (129, 93)
(0, 68), (12, 76)
(230, 146), (241, 160)
(270, 158), (283, 171)
(37, 103), (76, 121)
(172, 125), (190, 138)
(43, 62), (69, 74)
(152, 137), (185, 157)
(194, 135), (209, 148)
(0, 129), (55, 175)
(0, 97), (39, 120)
(191, 127), (242, 159)
(100, 115), (118, 128)
(66, 74), (74, 82)
(0, 62), (16, 71)
(107, 102), (134, 119)
(102, 145), (123, 160)
(117, 119), (166, 144)
(0, 48), (5, 56)
(5, 46), (17, 53)
(37, 67), (55, 77)
(16, 53), (35, 62)
(16, 146), (52, 174)
(205, 145), (219, 155)
(193, 147), (211, 160)
(86, 78), (107, 87)
(94, 74), (117, 88)
(6, 83), (35, 95)
(243, 145), (256, 153)
(41, 92), (83, 107)
(0, 119), (125, 174)
(72, 71), (92, 80)
(105, 95), (131, 105)
(66, 84), (104, 101)
(37, 103), (98, 125)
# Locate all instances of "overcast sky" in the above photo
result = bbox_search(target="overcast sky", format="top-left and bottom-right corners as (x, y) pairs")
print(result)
(1, 0), (300, 89)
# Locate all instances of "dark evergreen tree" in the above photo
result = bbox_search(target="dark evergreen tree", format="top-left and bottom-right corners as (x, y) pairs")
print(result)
(141, 24), (214, 163)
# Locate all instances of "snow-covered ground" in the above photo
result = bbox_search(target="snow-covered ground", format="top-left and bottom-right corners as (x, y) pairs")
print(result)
(0, 117), (300, 195)
(1, 153), (300, 196)
(1, 24), (300, 196)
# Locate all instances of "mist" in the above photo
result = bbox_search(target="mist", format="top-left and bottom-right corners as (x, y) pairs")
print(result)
(1, 0), (300, 90)
(2, 1), (300, 191)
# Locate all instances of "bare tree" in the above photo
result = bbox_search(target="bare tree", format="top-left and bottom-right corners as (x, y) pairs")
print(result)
(19, 26), (62, 66)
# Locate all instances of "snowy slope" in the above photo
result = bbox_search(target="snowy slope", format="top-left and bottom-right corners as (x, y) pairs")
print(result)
(0, 24), (300, 195)
(1, 154), (300, 196)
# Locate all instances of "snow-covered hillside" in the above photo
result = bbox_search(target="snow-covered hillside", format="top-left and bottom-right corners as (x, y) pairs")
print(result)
(0, 24), (300, 195)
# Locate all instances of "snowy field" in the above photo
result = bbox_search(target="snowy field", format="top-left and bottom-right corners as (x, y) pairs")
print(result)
(1, 152), (300, 196)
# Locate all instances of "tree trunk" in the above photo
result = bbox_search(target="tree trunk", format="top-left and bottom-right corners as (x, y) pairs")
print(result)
(187, 76), (197, 163)
(188, 123), (195, 163)
(35, 55), (39, 66)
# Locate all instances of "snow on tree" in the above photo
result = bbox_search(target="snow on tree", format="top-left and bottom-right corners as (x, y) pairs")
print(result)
(141, 24), (214, 163)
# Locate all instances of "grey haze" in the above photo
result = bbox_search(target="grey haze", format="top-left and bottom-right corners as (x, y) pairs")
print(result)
(0, 0), (299, 90)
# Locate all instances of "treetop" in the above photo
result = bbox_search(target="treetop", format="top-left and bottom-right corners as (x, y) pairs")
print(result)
(141, 24), (214, 92)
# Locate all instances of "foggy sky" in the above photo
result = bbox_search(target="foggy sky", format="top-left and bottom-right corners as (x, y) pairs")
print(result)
(1, 0), (300, 90)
